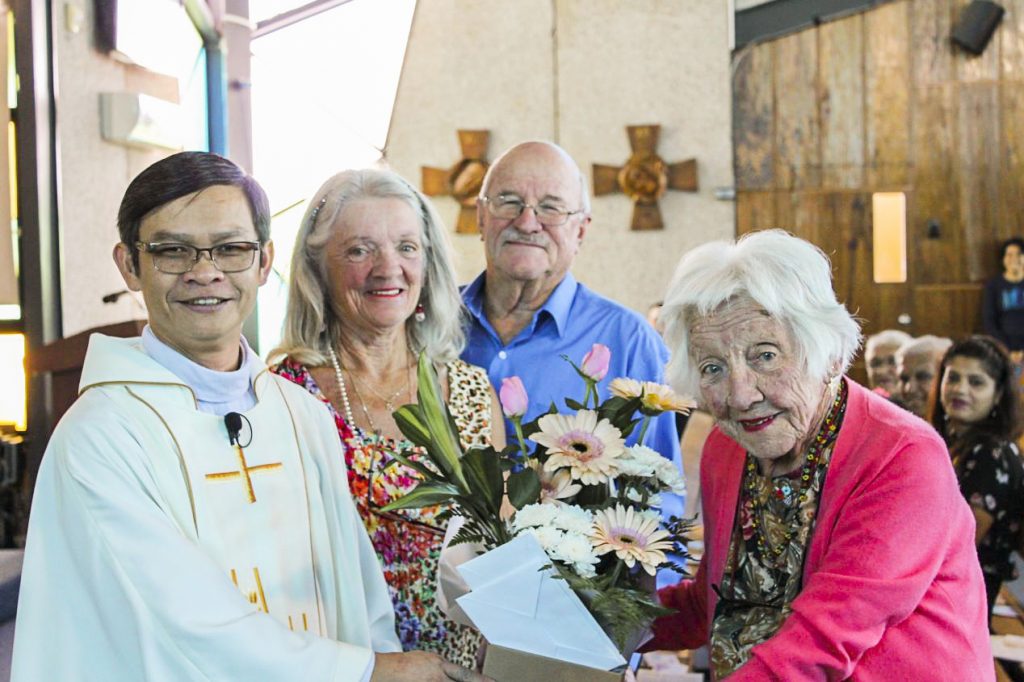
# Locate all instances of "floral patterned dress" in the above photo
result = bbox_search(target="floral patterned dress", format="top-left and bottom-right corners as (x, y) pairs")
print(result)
(709, 382), (847, 678)
(955, 436), (1024, 616)
(272, 357), (494, 667)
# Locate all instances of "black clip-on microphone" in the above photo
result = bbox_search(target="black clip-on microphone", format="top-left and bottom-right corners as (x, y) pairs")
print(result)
(224, 412), (244, 446)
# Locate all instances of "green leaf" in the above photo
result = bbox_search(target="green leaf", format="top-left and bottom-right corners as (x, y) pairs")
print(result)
(393, 404), (433, 450)
(413, 353), (469, 490)
(564, 398), (585, 411)
(507, 468), (542, 509)
(379, 481), (462, 512)
(385, 449), (441, 482)
(460, 447), (504, 515)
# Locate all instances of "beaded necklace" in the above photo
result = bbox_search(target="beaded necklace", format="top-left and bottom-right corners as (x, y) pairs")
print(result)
(744, 380), (847, 561)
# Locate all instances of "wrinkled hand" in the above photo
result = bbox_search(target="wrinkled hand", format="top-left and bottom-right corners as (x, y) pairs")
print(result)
(371, 651), (493, 682)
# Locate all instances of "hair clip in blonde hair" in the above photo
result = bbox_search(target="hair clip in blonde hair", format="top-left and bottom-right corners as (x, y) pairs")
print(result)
(309, 196), (328, 226)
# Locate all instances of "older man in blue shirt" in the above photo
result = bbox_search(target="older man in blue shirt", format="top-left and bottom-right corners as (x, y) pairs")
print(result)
(460, 141), (684, 584)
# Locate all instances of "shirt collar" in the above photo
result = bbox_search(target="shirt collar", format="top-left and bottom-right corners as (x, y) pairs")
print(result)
(141, 325), (257, 405)
(464, 271), (578, 339)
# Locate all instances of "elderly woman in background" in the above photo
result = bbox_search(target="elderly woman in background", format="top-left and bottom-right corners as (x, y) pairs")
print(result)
(644, 230), (991, 679)
(896, 334), (952, 419)
(863, 328), (912, 398)
(931, 335), (1024, 624)
(270, 169), (504, 666)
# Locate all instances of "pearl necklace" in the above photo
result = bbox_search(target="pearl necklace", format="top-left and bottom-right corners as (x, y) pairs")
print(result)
(327, 346), (359, 430)
(327, 346), (411, 436)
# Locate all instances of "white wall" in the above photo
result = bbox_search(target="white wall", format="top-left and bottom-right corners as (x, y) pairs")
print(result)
(386, 0), (734, 313)
(54, 0), (177, 336)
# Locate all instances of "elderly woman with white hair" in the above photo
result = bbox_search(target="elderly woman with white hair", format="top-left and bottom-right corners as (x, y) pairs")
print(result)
(643, 231), (991, 679)
(863, 328), (912, 396)
(270, 169), (504, 667)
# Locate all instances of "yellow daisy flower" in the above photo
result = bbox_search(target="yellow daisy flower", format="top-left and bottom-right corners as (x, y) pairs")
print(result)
(609, 378), (696, 415)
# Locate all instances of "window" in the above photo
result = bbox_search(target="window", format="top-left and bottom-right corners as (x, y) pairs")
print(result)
(872, 192), (907, 284)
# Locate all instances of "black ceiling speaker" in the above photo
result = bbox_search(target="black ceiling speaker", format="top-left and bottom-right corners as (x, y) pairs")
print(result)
(952, 1), (1005, 55)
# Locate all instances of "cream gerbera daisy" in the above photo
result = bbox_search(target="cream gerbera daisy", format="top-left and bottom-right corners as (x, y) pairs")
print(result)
(591, 504), (673, 575)
(608, 378), (696, 415)
(531, 410), (626, 485)
(536, 467), (583, 504)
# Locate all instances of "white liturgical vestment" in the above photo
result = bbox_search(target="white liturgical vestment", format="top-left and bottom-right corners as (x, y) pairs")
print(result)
(11, 334), (400, 681)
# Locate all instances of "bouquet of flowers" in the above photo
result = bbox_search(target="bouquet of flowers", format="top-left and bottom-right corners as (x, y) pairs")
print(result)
(382, 343), (696, 649)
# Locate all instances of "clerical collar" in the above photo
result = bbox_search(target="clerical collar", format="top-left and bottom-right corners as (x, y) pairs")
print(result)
(141, 325), (257, 415)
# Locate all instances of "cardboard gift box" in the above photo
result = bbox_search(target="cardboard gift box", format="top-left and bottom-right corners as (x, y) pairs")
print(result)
(454, 535), (632, 679)
(482, 642), (625, 682)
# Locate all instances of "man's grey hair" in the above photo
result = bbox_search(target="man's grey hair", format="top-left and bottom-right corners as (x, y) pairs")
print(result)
(895, 335), (952, 367)
(661, 229), (863, 396)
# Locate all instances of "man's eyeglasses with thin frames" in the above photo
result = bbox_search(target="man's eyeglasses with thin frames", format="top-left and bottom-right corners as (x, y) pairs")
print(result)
(135, 241), (261, 274)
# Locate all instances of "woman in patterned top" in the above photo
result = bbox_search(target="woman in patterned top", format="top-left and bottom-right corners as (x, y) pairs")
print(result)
(643, 230), (992, 680)
(268, 169), (504, 668)
(931, 335), (1024, 624)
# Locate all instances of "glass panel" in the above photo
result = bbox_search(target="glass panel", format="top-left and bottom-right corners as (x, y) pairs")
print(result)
(112, 0), (202, 79)
(0, 9), (16, 319)
(0, 334), (25, 430)
(6, 10), (14, 110)
(251, 0), (416, 354)
(872, 192), (907, 284)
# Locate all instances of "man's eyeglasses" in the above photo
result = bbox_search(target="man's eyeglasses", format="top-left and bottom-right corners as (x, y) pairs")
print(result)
(135, 241), (261, 274)
(479, 194), (584, 227)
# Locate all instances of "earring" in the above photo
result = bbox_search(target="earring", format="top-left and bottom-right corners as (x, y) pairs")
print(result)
(414, 304), (426, 322)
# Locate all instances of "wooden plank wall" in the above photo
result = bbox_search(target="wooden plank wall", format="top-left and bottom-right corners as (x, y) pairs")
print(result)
(733, 0), (1024, 356)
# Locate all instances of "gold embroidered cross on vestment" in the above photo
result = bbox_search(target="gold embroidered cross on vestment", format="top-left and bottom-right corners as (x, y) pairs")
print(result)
(206, 445), (282, 503)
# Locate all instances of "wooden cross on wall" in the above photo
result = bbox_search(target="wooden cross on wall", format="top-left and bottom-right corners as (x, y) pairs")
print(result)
(593, 125), (698, 230)
(421, 130), (490, 234)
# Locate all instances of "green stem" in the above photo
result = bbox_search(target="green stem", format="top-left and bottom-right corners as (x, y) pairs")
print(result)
(636, 416), (651, 446)
(608, 558), (624, 589)
(513, 417), (529, 460)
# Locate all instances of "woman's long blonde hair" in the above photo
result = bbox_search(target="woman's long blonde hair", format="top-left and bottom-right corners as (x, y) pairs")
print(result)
(269, 168), (466, 366)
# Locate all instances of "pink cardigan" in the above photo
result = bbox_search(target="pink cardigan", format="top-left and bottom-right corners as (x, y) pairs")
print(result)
(648, 379), (994, 680)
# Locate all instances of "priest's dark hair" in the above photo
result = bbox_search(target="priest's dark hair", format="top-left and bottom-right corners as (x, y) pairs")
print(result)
(117, 151), (271, 268)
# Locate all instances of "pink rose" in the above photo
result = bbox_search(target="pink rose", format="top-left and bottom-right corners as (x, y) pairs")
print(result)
(499, 377), (529, 418)
(580, 343), (611, 381)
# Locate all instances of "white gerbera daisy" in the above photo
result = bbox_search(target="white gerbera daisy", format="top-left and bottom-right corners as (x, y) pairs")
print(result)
(591, 504), (673, 575)
(531, 410), (626, 485)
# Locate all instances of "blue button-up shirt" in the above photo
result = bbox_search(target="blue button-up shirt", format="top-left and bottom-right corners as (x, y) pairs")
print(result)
(461, 272), (685, 585)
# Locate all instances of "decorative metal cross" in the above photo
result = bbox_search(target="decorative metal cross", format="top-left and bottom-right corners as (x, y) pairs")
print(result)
(205, 445), (282, 504)
(421, 130), (490, 234)
(593, 125), (698, 230)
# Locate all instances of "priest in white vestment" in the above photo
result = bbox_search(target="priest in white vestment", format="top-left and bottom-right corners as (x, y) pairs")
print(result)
(11, 152), (487, 682)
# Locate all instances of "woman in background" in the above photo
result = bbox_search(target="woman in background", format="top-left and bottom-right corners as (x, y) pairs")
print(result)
(270, 169), (504, 666)
(931, 335), (1024, 624)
